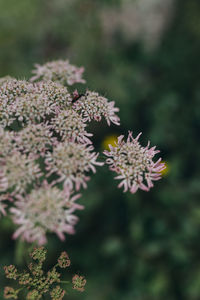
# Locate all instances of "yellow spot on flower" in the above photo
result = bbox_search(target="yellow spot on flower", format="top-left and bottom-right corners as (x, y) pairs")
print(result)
(160, 161), (170, 176)
(102, 134), (118, 150)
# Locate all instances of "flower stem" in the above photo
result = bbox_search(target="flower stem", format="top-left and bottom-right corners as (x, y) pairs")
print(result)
(60, 280), (70, 284)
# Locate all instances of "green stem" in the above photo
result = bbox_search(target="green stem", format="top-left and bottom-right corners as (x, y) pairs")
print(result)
(60, 280), (70, 284)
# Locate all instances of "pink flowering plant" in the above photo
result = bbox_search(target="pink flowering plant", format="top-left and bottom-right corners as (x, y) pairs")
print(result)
(0, 59), (165, 247)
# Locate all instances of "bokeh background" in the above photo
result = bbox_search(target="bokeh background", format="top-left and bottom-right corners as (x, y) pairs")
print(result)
(0, 0), (200, 299)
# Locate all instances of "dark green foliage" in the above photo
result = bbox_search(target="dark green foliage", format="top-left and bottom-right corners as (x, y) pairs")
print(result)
(0, 0), (200, 299)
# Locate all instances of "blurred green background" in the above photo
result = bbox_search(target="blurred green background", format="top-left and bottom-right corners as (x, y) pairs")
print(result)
(0, 0), (200, 299)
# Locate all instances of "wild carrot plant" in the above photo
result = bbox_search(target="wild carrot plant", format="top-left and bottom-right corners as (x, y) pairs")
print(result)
(1, 59), (165, 298)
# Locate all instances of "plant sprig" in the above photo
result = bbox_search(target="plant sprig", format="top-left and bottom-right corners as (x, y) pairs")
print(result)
(3, 247), (86, 299)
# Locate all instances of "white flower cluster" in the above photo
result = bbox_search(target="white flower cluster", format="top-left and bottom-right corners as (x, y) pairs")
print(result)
(10, 181), (83, 245)
(0, 152), (41, 194)
(73, 90), (120, 126)
(50, 109), (93, 144)
(30, 60), (86, 86)
(0, 59), (120, 244)
(104, 132), (165, 193)
(45, 141), (103, 190)
(0, 79), (72, 127)
(0, 59), (164, 245)
(15, 124), (55, 156)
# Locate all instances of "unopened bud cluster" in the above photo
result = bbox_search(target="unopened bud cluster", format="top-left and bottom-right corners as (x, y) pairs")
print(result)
(72, 274), (87, 292)
(3, 247), (85, 299)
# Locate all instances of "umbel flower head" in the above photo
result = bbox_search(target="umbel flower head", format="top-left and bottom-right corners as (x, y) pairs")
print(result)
(57, 251), (71, 268)
(0, 151), (41, 194)
(0, 79), (72, 127)
(30, 59), (86, 86)
(0, 127), (15, 157)
(0, 79), (34, 127)
(104, 131), (165, 193)
(72, 274), (86, 292)
(73, 90), (120, 126)
(33, 80), (72, 109)
(0, 58), (165, 246)
(45, 141), (104, 190)
(10, 181), (83, 245)
(14, 123), (55, 156)
(0, 78), (34, 104)
(50, 108), (93, 144)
